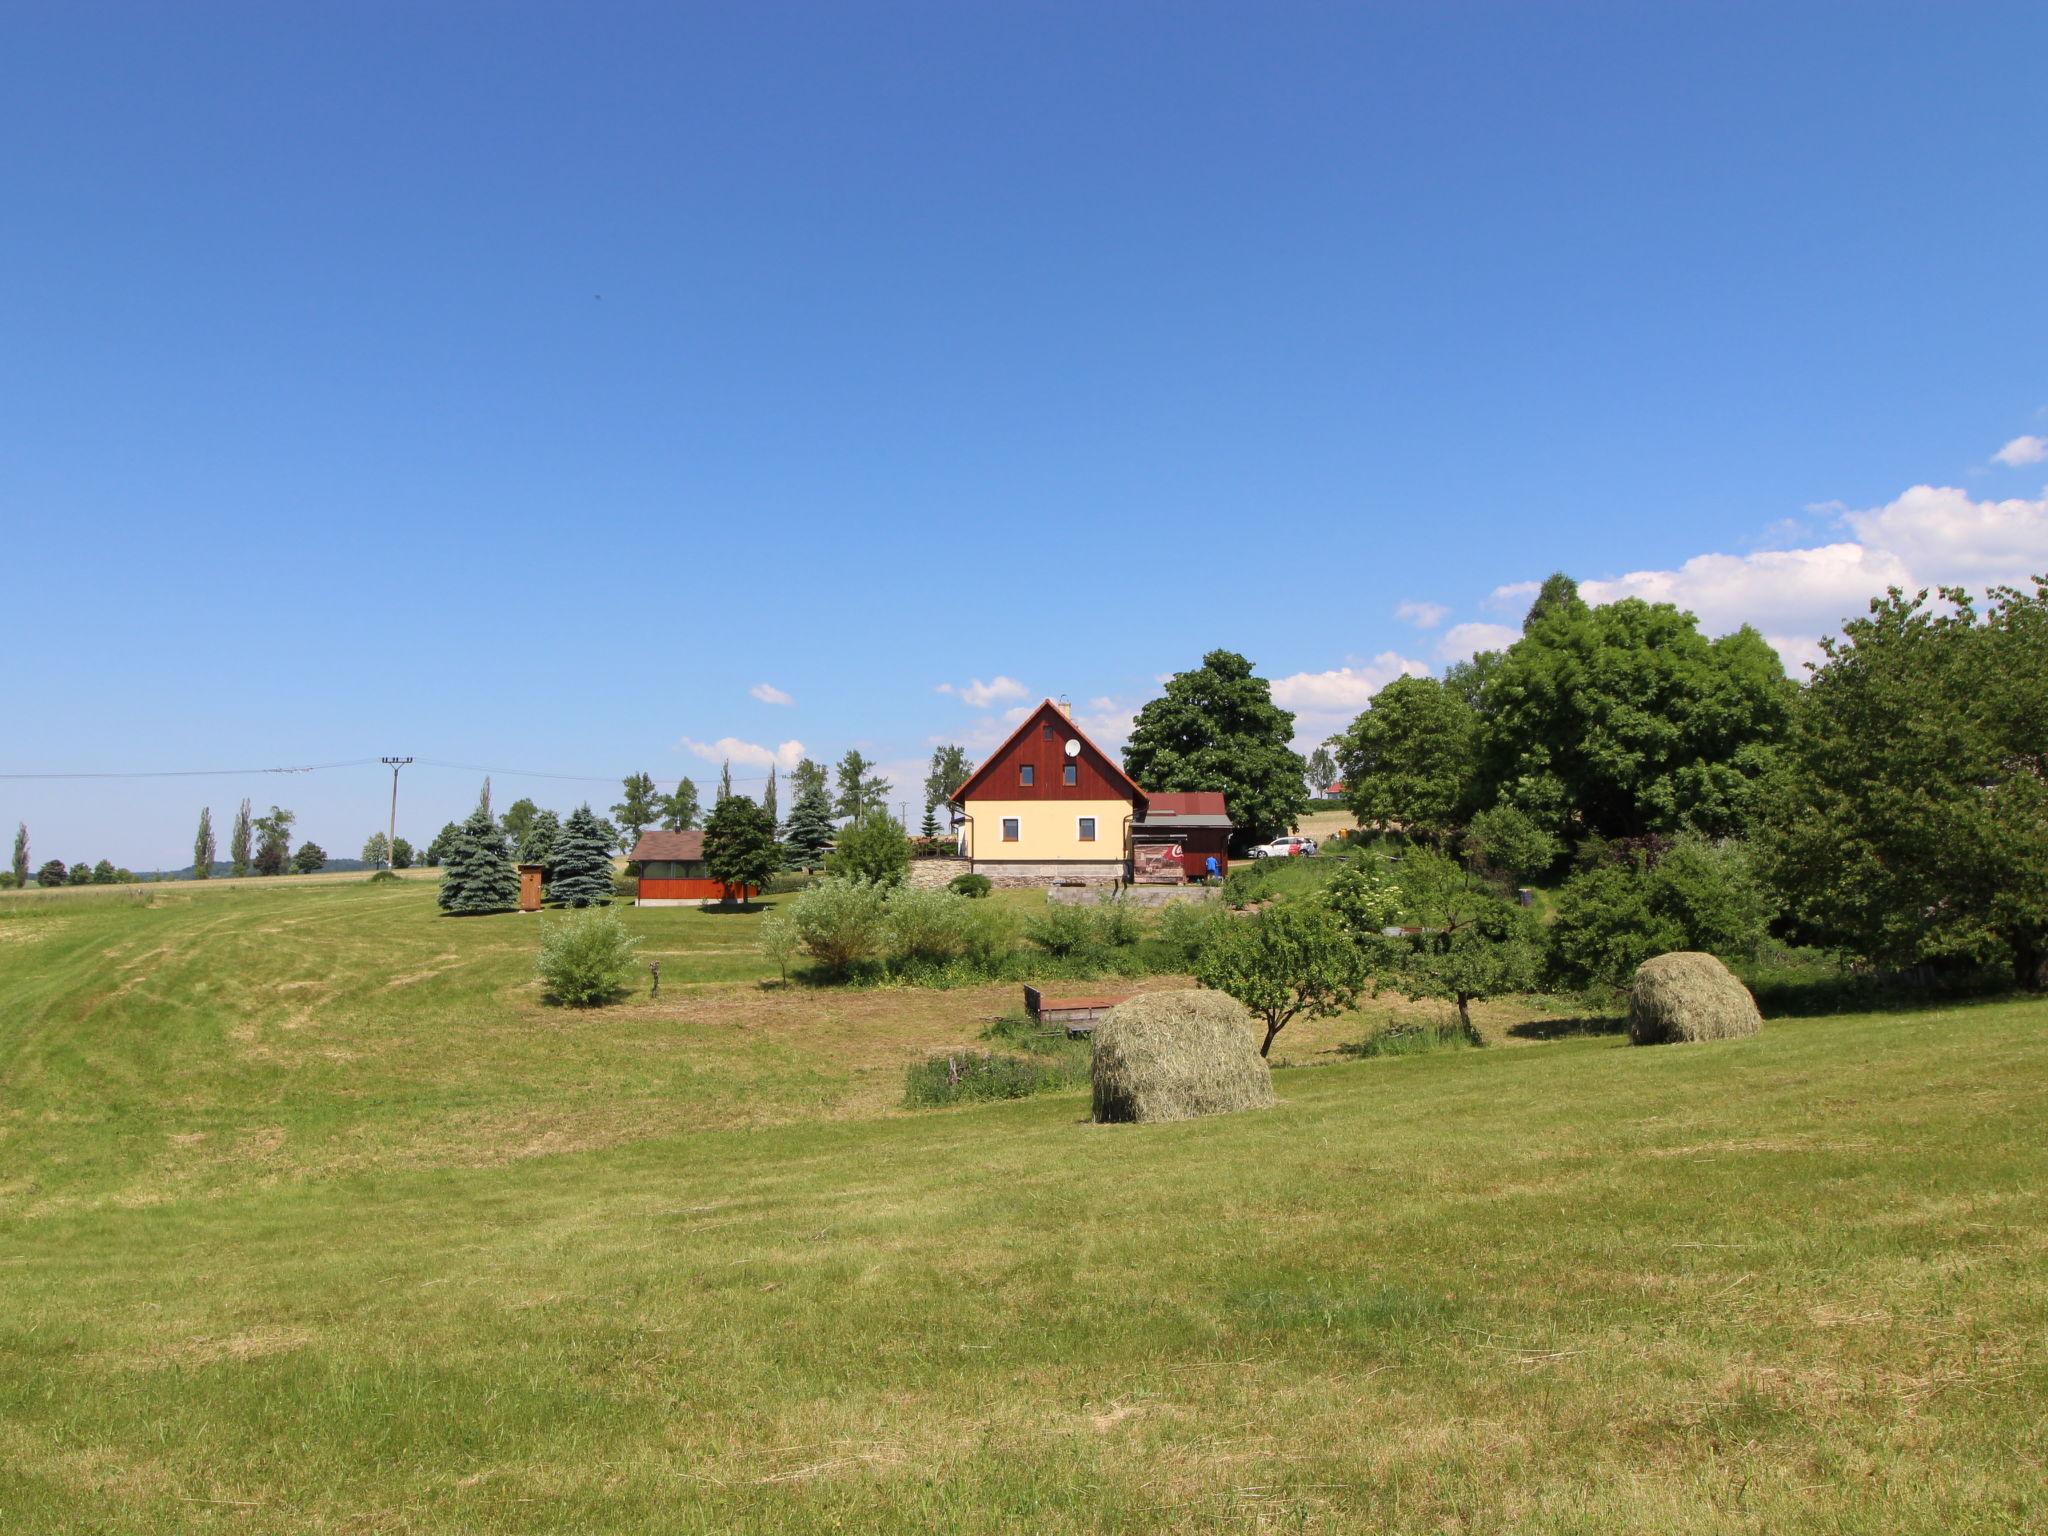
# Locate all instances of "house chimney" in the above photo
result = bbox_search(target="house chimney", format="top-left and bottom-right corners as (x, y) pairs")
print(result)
(1056, 694), (1072, 718)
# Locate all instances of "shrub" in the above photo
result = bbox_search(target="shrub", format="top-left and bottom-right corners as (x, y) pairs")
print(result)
(1548, 863), (1680, 993)
(765, 870), (819, 896)
(1549, 837), (1772, 992)
(1462, 804), (1562, 881)
(1341, 1015), (1484, 1058)
(948, 872), (993, 899)
(366, 869), (402, 885)
(884, 885), (979, 967)
(1221, 863), (1272, 908)
(1094, 896), (1143, 949)
(825, 814), (913, 886)
(1154, 898), (1229, 969)
(775, 876), (890, 979)
(1026, 901), (1102, 958)
(904, 1048), (1090, 1108)
(534, 907), (640, 1007)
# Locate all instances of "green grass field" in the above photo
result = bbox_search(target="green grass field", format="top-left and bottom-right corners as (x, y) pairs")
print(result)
(2, 878), (2044, 1532)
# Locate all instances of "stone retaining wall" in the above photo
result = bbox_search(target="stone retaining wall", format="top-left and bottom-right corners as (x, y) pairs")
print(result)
(906, 857), (972, 889)
(1047, 883), (1220, 907)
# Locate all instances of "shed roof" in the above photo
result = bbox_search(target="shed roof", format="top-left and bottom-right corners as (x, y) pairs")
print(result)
(1147, 791), (1228, 818)
(628, 829), (705, 862)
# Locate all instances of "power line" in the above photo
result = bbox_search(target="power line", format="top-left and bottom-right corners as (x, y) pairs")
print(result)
(0, 758), (376, 781)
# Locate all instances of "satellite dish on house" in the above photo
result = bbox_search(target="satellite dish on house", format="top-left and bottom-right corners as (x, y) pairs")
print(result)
(1064, 738), (1081, 758)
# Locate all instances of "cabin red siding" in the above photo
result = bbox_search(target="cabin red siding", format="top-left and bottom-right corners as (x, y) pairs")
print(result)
(638, 877), (755, 901)
(954, 704), (1141, 805)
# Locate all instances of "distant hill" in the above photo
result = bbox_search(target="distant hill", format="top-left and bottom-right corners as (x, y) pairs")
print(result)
(135, 859), (402, 880)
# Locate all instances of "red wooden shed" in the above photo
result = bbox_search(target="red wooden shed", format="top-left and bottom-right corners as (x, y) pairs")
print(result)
(627, 829), (755, 905)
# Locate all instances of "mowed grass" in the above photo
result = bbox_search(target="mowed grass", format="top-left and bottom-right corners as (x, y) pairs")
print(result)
(2, 879), (2045, 1532)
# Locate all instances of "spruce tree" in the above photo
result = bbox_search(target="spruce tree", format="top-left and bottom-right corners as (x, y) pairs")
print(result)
(545, 805), (615, 908)
(518, 808), (561, 871)
(13, 823), (29, 888)
(920, 802), (940, 838)
(781, 775), (836, 870)
(438, 805), (519, 915)
(230, 799), (253, 877)
(193, 808), (215, 878)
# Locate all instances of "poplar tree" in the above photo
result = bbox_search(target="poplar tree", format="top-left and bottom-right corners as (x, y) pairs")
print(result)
(763, 765), (778, 828)
(230, 799), (253, 878)
(438, 805), (519, 915)
(192, 808), (215, 878)
(545, 805), (616, 908)
(718, 760), (733, 803)
(13, 823), (29, 888)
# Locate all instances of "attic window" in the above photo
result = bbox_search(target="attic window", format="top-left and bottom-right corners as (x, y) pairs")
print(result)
(1019, 764), (1034, 787)
(1042, 723), (1054, 741)
(1062, 763), (1077, 786)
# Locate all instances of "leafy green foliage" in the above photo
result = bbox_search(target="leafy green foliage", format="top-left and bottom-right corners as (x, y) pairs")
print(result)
(1306, 743), (1337, 797)
(516, 809), (560, 871)
(825, 812), (912, 886)
(1461, 804), (1561, 881)
(545, 806), (616, 908)
(534, 907), (640, 1007)
(834, 750), (891, 823)
(1475, 598), (1793, 841)
(190, 809), (213, 881)
(229, 799), (252, 878)
(1334, 675), (1476, 845)
(424, 821), (461, 869)
(1546, 836), (1771, 992)
(290, 842), (326, 875)
(11, 823), (27, 888)
(1023, 901), (1141, 963)
(1381, 850), (1542, 1033)
(35, 859), (66, 887)
(611, 772), (660, 853)
(770, 877), (891, 978)
(437, 806), (520, 915)
(903, 1047), (1089, 1109)
(1153, 898), (1230, 969)
(702, 795), (779, 901)
(1763, 581), (2048, 989)
(499, 798), (541, 848)
(1123, 649), (1308, 845)
(947, 872), (993, 898)
(252, 807), (295, 877)
(389, 837), (414, 870)
(1195, 898), (1368, 1055)
(922, 744), (973, 828)
(658, 779), (700, 831)
(361, 832), (392, 866)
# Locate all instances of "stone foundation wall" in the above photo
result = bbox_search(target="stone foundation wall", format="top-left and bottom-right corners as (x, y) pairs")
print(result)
(906, 857), (972, 889)
(1047, 883), (1220, 907)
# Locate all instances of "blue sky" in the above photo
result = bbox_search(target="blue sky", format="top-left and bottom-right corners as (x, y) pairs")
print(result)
(5, 2), (2046, 868)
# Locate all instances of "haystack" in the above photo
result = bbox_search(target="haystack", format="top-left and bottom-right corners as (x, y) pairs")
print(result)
(1627, 952), (1763, 1045)
(1091, 990), (1276, 1124)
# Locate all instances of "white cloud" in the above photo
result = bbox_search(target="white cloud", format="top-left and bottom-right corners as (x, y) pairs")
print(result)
(1511, 481), (2048, 673)
(1485, 580), (1539, 614)
(748, 682), (794, 706)
(934, 675), (1029, 709)
(1993, 435), (2047, 468)
(1270, 653), (1431, 714)
(1394, 599), (1449, 629)
(1076, 696), (1138, 748)
(1435, 623), (1519, 662)
(678, 736), (805, 772)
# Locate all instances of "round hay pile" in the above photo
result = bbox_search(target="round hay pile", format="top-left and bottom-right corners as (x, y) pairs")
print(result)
(1628, 951), (1763, 1045)
(1091, 990), (1276, 1124)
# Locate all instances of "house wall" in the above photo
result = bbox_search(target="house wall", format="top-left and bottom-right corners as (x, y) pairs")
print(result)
(960, 798), (1134, 863)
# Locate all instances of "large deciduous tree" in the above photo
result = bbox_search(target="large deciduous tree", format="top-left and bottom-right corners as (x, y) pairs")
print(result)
(438, 805), (520, 915)
(611, 773), (660, 853)
(922, 745), (974, 828)
(658, 779), (700, 831)
(546, 805), (616, 908)
(499, 798), (541, 848)
(1474, 597), (1792, 842)
(36, 859), (67, 888)
(291, 842), (326, 875)
(824, 812), (912, 886)
(833, 750), (890, 824)
(251, 807), (295, 876)
(1764, 581), (2048, 990)
(1123, 650), (1307, 846)
(703, 795), (779, 904)
(1333, 675), (1476, 846)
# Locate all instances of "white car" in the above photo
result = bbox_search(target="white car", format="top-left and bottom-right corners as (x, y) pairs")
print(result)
(1249, 834), (1317, 858)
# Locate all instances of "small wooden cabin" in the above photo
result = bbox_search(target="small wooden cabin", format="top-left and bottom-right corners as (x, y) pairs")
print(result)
(627, 829), (754, 905)
(1132, 792), (1232, 883)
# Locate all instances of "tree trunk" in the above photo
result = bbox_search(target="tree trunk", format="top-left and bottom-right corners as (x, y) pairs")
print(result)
(2016, 934), (2048, 993)
(1260, 1020), (1280, 1057)
(1456, 994), (1474, 1037)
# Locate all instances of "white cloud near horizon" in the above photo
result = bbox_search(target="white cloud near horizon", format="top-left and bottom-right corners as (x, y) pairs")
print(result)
(1394, 599), (1449, 629)
(748, 682), (794, 706)
(1993, 434), (2047, 467)
(1434, 622), (1520, 662)
(934, 675), (1029, 709)
(678, 736), (806, 773)
(1271, 652), (1432, 748)
(1487, 481), (2048, 672)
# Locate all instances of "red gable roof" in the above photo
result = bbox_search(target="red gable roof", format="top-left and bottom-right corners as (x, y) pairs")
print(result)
(947, 699), (1147, 808)
(1147, 792), (1227, 817)
(628, 830), (705, 861)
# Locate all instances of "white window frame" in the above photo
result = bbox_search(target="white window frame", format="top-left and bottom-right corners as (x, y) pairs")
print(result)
(1077, 816), (1096, 842)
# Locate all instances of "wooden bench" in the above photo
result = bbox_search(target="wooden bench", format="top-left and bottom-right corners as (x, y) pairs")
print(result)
(1024, 984), (1131, 1037)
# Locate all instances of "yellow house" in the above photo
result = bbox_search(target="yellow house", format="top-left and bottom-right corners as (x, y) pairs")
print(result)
(948, 699), (1149, 882)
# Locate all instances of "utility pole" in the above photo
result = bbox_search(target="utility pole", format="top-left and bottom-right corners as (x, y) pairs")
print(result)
(381, 757), (413, 869)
